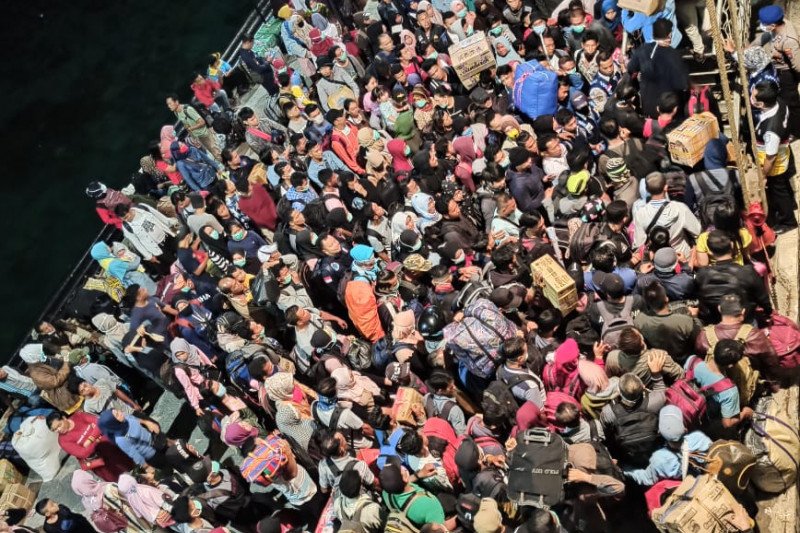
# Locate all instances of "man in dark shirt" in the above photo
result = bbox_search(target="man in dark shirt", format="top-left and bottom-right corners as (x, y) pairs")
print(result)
(695, 230), (772, 323)
(627, 19), (689, 117)
(239, 34), (278, 94)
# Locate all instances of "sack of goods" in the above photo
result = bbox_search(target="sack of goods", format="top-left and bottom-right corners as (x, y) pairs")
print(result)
(650, 474), (754, 532)
(744, 395), (800, 493)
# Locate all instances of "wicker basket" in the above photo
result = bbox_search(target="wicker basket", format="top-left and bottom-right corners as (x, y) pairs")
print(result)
(0, 483), (36, 512)
(0, 460), (22, 492)
(531, 255), (578, 314)
(667, 113), (720, 167)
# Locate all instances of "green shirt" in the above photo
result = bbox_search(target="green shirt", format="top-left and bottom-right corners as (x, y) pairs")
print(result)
(382, 484), (445, 527)
(175, 104), (209, 138)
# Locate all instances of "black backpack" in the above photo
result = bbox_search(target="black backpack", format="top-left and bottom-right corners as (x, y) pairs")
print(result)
(481, 380), (518, 429)
(472, 467), (507, 499)
(507, 429), (569, 508)
(609, 398), (660, 468)
(587, 422), (625, 482)
(695, 171), (735, 227)
(568, 222), (605, 265)
(159, 361), (189, 396)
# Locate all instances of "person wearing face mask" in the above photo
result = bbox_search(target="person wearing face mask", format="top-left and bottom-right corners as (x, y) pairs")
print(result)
(756, 5), (800, 138)
(327, 108), (366, 175)
(627, 19), (689, 118)
(316, 56), (360, 113)
(183, 457), (267, 531)
(302, 103), (334, 146)
(285, 173), (320, 212)
(197, 224), (233, 272)
(169, 495), (218, 532)
(225, 220), (266, 260)
(343, 245), (386, 342)
(489, 193), (522, 249)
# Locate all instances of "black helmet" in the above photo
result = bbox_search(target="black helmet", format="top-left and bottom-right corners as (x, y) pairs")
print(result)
(216, 311), (245, 334)
(418, 306), (446, 341)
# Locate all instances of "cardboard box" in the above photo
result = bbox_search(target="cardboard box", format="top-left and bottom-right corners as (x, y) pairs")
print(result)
(618, 0), (665, 15)
(449, 32), (496, 90)
(531, 255), (578, 314)
(392, 387), (424, 426)
(667, 112), (720, 167)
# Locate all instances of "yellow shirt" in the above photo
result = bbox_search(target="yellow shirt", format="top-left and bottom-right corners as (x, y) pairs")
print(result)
(696, 228), (752, 265)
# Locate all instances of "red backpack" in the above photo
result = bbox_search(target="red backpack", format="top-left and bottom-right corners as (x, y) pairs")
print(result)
(665, 357), (736, 429)
(766, 313), (800, 369)
(644, 479), (682, 516)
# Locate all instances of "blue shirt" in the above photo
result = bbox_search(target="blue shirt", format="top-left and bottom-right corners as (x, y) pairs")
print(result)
(114, 416), (156, 465)
(584, 267), (638, 294)
(625, 430), (712, 486)
(686, 357), (740, 419)
(307, 151), (348, 188)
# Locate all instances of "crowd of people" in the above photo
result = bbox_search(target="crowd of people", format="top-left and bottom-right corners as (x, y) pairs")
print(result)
(2, 0), (800, 532)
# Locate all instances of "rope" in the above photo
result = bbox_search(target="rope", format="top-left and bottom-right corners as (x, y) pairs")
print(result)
(703, 0), (749, 199)
(725, 0), (765, 201)
(705, 0), (782, 309)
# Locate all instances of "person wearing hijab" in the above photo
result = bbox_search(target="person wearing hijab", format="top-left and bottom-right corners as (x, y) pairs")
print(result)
(411, 192), (443, 232)
(198, 224), (232, 272)
(159, 125), (177, 161)
(410, 85), (436, 134)
(20, 344), (81, 413)
(167, 338), (217, 418)
(492, 36), (522, 67)
(71, 471), (151, 533)
(48, 411), (133, 482)
(98, 409), (167, 469)
(117, 474), (175, 528)
(452, 136), (478, 192)
(411, 146), (446, 194)
(92, 314), (133, 367)
(386, 139), (415, 174)
(90, 242), (157, 295)
(266, 372), (316, 449)
(391, 211), (420, 249)
(331, 366), (382, 414)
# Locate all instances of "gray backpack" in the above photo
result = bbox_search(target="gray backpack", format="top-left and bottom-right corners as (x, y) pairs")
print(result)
(598, 297), (634, 349)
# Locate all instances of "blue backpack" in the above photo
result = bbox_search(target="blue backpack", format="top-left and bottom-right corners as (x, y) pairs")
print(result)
(372, 337), (392, 369)
(513, 60), (558, 120)
(377, 427), (410, 469)
(225, 349), (252, 391)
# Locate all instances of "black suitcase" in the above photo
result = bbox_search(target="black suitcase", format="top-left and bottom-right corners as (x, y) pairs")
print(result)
(507, 428), (569, 508)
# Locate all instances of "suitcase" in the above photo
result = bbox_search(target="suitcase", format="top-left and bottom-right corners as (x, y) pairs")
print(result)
(507, 429), (569, 508)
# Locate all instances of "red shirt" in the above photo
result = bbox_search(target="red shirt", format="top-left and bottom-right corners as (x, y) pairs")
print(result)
(191, 78), (222, 108)
(238, 184), (278, 230)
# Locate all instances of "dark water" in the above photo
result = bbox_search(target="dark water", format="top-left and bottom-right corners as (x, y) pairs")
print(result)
(0, 0), (252, 356)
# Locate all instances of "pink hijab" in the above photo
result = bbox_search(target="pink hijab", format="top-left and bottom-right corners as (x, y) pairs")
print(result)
(118, 473), (172, 525)
(71, 470), (108, 512)
(387, 139), (414, 173)
(159, 125), (176, 160)
(332, 367), (380, 404)
(453, 136), (477, 192)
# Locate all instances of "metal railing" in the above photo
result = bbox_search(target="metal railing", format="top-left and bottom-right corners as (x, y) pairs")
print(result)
(5, 0), (271, 371)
